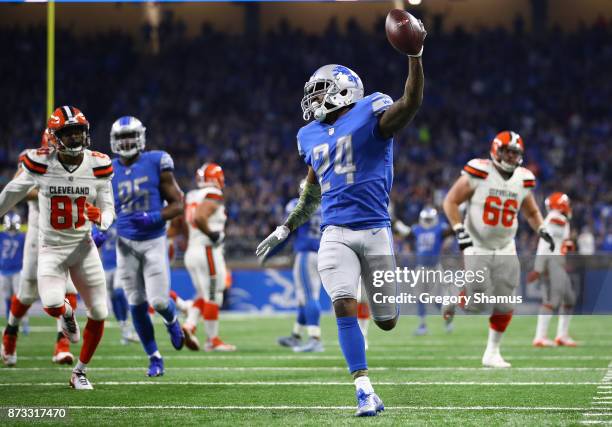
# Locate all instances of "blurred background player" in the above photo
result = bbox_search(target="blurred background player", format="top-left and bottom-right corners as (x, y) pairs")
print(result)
(94, 223), (139, 345)
(271, 180), (324, 353)
(0, 214), (25, 320)
(257, 17), (426, 415)
(531, 192), (577, 347)
(110, 115), (185, 376)
(182, 162), (235, 352)
(407, 206), (453, 336)
(0, 106), (114, 389)
(1, 130), (79, 367)
(443, 130), (555, 368)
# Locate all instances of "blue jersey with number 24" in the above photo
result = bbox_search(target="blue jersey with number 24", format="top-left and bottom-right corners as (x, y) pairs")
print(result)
(297, 92), (394, 231)
(112, 151), (174, 241)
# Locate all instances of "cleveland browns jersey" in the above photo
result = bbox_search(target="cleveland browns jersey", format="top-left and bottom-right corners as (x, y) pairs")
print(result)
(185, 186), (226, 247)
(462, 158), (535, 251)
(18, 150), (40, 235)
(536, 210), (570, 256)
(16, 148), (115, 246)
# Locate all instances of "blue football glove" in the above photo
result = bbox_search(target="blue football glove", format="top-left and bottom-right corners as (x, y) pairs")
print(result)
(130, 211), (164, 230)
(91, 227), (107, 248)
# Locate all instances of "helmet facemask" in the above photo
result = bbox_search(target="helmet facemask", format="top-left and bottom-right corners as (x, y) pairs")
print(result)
(493, 145), (523, 173)
(419, 207), (439, 228)
(54, 124), (90, 157)
(111, 130), (145, 159)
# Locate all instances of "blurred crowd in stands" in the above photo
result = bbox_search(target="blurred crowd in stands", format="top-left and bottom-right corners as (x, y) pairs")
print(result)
(1, 12), (611, 257)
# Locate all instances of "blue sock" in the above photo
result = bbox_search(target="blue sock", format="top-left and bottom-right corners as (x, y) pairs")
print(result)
(111, 289), (128, 322)
(5, 298), (11, 319)
(155, 298), (177, 324)
(417, 300), (426, 320)
(297, 305), (306, 326)
(130, 302), (158, 356)
(337, 317), (367, 373)
(304, 299), (321, 326)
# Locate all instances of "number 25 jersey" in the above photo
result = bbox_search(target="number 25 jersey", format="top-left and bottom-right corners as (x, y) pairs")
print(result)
(297, 92), (394, 231)
(112, 151), (174, 241)
(462, 158), (536, 251)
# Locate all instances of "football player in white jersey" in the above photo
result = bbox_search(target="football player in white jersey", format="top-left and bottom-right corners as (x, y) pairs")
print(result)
(181, 163), (235, 352)
(530, 192), (577, 347)
(0, 106), (114, 388)
(443, 131), (554, 368)
(1, 130), (79, 367)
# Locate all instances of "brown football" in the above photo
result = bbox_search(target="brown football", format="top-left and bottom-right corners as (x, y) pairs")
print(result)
(385, 9), (425, 56)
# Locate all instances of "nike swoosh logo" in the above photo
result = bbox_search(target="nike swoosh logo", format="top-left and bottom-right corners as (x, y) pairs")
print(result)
(371, 228), (382, 235)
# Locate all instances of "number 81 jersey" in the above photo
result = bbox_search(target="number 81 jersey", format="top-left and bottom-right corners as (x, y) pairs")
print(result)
(462, 158), (536, 251)
(297, 92), (394, 231)
(22, 148), (114, 246)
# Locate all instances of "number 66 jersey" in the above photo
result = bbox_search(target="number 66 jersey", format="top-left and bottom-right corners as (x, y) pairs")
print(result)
(462, 158), (536, 251)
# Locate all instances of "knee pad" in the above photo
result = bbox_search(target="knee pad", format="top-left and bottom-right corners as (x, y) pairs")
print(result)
(88, 303), (108, 321)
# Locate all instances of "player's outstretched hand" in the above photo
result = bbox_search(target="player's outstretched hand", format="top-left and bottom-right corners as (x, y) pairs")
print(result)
(209, 231), (225, 247)
(91, 227), (107, 248)
(256, 225), (290, 261)
(539, 226), (555, 252)
(453, 224), (473, 251)
(85, 202), (101, 225)
(131, 211), (163, 230)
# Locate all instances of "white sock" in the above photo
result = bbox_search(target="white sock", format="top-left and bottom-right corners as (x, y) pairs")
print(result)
(292, 322), (305, 337)
(307, 325), (321, 339)
(485, 328), (503, 354)
(354, 376), (374, 394)
(557, 314), (571, 338)
(149, 350), (162, 359)
(535, 307), (553, 340)
(186, 305), (201, 329)
(358, 318), (369, 338)
(74, 361), (87, 373)
(205, 320), (219, 339)
(56, 317), (63, 333)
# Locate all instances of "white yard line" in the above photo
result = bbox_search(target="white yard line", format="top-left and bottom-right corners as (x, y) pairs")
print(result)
(0, 381), (601, 387)
(581, 362), (612, 425)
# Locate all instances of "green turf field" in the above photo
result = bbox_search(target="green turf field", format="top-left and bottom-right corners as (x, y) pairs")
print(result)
(1, 314), (611, 426)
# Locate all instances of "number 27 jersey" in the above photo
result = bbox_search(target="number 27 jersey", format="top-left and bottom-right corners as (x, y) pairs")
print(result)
(297, 92), (394, 231)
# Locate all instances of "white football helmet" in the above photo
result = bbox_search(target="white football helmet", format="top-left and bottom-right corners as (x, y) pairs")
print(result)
(419, 206), (438, 228)
(3, 213), (21, 232)
(301, 64), (364, 122)
(110, 116), (146, 158)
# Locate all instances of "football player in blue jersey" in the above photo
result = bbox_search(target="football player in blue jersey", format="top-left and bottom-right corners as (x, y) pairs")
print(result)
(407, 206), (453, 336)
(267, 181), (324, 353)
(110, 116), (185, 377)
(0, 214), (25, 320)
(257, 20), (426, 417)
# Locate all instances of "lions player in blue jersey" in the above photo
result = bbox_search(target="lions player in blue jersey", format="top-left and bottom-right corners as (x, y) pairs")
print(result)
(257, 21), (426, 417)
(110, 116), (185, 377)
(407, 207), (453, 336)
(0, 214), (25, 320)
(269, 181), (324, 353)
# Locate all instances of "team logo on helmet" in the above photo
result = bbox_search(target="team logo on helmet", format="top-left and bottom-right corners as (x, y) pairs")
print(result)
(490, 130), (524, 173)
(196, 163), (225, 189)
(47, 106), (90, 157)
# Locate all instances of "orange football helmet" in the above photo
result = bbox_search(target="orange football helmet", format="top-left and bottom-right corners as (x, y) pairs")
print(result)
(47, 106), (90, 156)
(490, 130), (524, 173)
(545, 192), (571, 217)
(196, 163), (225, 189)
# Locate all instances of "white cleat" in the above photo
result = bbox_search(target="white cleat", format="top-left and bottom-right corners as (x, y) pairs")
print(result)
(205, 337), (236, 352)
(555, 336), (577, 347)
(120, 326), (140, 345)
(293, 337), (324, 353)
(533, 338), (556, 348)
(482, 351), (511, 368)
(1, 344), (16, 367)
(70, 371), (93, 390)
(355, 389), (384, 417)
(52, 351), (75, 365)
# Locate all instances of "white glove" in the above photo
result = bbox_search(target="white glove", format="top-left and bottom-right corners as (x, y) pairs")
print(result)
(255, 225), (290, 260)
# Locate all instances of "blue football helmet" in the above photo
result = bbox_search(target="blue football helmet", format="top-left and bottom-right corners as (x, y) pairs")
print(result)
(301, 64), (364, 122)
(3, 213), (21, 232)
(110, 116), (146, 158)
(419, 206), (439, 228)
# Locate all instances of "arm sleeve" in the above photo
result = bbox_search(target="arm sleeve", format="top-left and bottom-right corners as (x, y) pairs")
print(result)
(285, 181), (321, 232)
(0, 172), (37, 218)
(96, 179), (116, 231)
